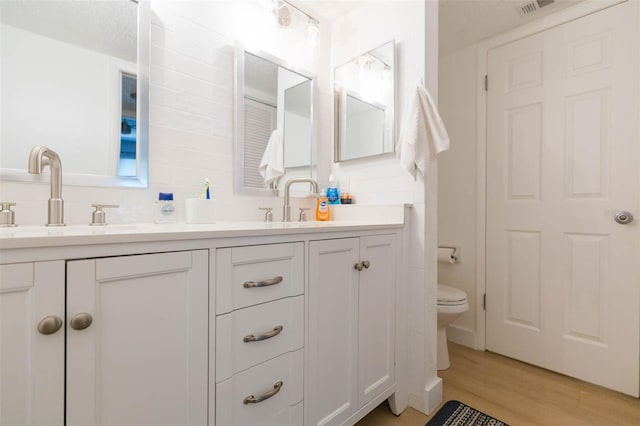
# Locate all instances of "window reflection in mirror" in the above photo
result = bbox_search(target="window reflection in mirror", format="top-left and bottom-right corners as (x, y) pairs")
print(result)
(236, 48), (314, 195)
(334, 40), (395, 162)
(119, 73), (137, 177)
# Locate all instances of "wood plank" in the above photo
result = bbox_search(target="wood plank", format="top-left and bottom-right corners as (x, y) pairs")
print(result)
(357, 343), (640, 425)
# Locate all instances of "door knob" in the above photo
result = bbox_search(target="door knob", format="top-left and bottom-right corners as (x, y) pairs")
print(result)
(69, 312), (93, 330)
(37, 315), (63, 335)
(614, 211), (634, 224)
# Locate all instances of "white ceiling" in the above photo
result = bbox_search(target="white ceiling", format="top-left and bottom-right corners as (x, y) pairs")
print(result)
(298, 0), (585, 58)
(0, 0), (137, 62)
(439, 0), (584, 56)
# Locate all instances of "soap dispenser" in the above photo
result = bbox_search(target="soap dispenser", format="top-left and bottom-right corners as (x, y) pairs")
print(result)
(326, 174), (340, 205)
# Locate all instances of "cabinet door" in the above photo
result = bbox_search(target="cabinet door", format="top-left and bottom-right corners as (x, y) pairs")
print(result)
(306, 238), (359, 426)
(358, 235), (396, 407)
(0, 261), (65, 425)
(66, 250), (208, 426)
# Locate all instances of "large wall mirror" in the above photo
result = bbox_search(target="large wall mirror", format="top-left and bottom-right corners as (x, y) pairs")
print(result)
(235, 45), (315, 196)
(0, 0), (149, 188)
(334, 40), (395, 162)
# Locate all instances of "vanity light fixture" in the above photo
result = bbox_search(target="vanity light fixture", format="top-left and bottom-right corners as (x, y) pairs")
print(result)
(357, 53), (391, 71)
(272, 0), (320, 46)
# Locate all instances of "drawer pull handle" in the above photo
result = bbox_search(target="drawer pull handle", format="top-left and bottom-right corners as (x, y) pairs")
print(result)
(243, 381), (283, 405)
(244, 325), (284, 343)
(243, 276), (283, 288)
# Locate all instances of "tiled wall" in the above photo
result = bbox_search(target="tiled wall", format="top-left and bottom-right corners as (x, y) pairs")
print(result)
(0, 0), (320, 225)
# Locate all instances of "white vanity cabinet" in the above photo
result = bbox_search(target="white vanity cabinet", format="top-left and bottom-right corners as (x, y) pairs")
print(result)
(0, 251), (208, 426)
(0, 261), (65, 425)
(1, 218), (407, 426)
(306, 234), (397, 426)
(66, 250), (209, 425)
(215, 242), (305, 426)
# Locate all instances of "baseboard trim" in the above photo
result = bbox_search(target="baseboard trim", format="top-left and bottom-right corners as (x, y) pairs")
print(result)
(422, 376), (443, 414)
(447, 324), (475, 349)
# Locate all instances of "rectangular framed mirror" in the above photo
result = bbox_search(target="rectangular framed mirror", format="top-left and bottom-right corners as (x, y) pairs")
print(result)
(334, 40), (395, 162)
(0, 0), (149, 188)
(234, 45), (315, 196)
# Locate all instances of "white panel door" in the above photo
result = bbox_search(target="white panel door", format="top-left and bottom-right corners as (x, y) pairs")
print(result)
(66, 250), (209, 425)
(306, 238), (359, 426)
(0, 261), (65, 425)
(487, 1), (640, 396)
(358, 234), (396, 407)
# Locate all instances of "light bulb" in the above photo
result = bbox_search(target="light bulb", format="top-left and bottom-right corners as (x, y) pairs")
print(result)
(307, 19), (319, 47)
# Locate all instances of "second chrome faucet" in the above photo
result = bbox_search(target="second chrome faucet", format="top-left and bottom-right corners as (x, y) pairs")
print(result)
(282, 178), (318, 222)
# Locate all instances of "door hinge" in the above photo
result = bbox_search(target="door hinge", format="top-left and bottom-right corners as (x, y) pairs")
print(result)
(483, 293), (486, 310)
(484, 75), (488, 92)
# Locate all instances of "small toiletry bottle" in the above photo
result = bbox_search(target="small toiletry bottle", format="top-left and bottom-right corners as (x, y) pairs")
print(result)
(326, 174), (340, 205)
(316, 191), (330, 221)
(155, 192), (177, 224)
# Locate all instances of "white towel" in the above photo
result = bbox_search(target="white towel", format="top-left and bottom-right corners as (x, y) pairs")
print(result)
(396, 85), (450, 178)
(259, 129), (285, 188)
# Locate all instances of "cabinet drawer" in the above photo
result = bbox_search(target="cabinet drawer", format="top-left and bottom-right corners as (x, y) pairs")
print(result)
(216, 242), (304, 314)
(216, 349), (303, 426)
(216, 296), (304, 382)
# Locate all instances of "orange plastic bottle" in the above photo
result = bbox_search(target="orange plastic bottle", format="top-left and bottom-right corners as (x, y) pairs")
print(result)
(315, 195), (330, 221)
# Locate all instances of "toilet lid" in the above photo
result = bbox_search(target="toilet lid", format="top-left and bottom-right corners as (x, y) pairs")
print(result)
(437, 284), (467, 305)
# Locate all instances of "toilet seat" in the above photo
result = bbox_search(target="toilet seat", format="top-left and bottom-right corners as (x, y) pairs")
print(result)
(437, 283), (467, 306)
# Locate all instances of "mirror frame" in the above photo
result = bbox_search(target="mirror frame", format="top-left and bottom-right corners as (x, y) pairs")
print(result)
(234, 43), (316, 196)
(0, 0), (149, 188)
(333, 39), (396, 164)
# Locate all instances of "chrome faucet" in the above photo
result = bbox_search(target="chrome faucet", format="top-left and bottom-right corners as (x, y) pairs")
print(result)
(282, 178), (318, 222)
(28, 145), (65, 226)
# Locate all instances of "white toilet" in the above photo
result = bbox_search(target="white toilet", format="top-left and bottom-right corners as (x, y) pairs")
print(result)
(437, 283), (469, 370)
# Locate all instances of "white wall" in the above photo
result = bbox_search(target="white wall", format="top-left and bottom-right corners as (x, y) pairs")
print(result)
(437, 44), (478, 347)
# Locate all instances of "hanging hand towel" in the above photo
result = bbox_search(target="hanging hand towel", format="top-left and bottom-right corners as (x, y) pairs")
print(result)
(259, 129), (285, 188)
(396, 84), (450, 178)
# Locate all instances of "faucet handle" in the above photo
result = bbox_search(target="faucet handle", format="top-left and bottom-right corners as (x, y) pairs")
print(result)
(298, 208), (310, 222)
(258, 207), (273, 223)
(90, 204), (119, 226)
(0, 202), (17, 227)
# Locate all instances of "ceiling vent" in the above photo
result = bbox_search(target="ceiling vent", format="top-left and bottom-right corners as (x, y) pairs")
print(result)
(517, 0), (555, 17)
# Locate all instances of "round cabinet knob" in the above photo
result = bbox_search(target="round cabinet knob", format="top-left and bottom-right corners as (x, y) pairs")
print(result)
(70, 312), (93, 331)
(37, 315), (63, 335)
(354, 262), (364, 271)
(362, 260), (370, 269)
(614, 211), (634, 225)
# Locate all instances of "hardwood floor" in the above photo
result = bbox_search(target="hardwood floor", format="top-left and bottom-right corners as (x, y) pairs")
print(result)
(357, 342), (640, 425)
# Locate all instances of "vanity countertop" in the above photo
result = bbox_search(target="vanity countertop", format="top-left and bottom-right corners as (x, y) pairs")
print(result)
(0, 204), (409, 250)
